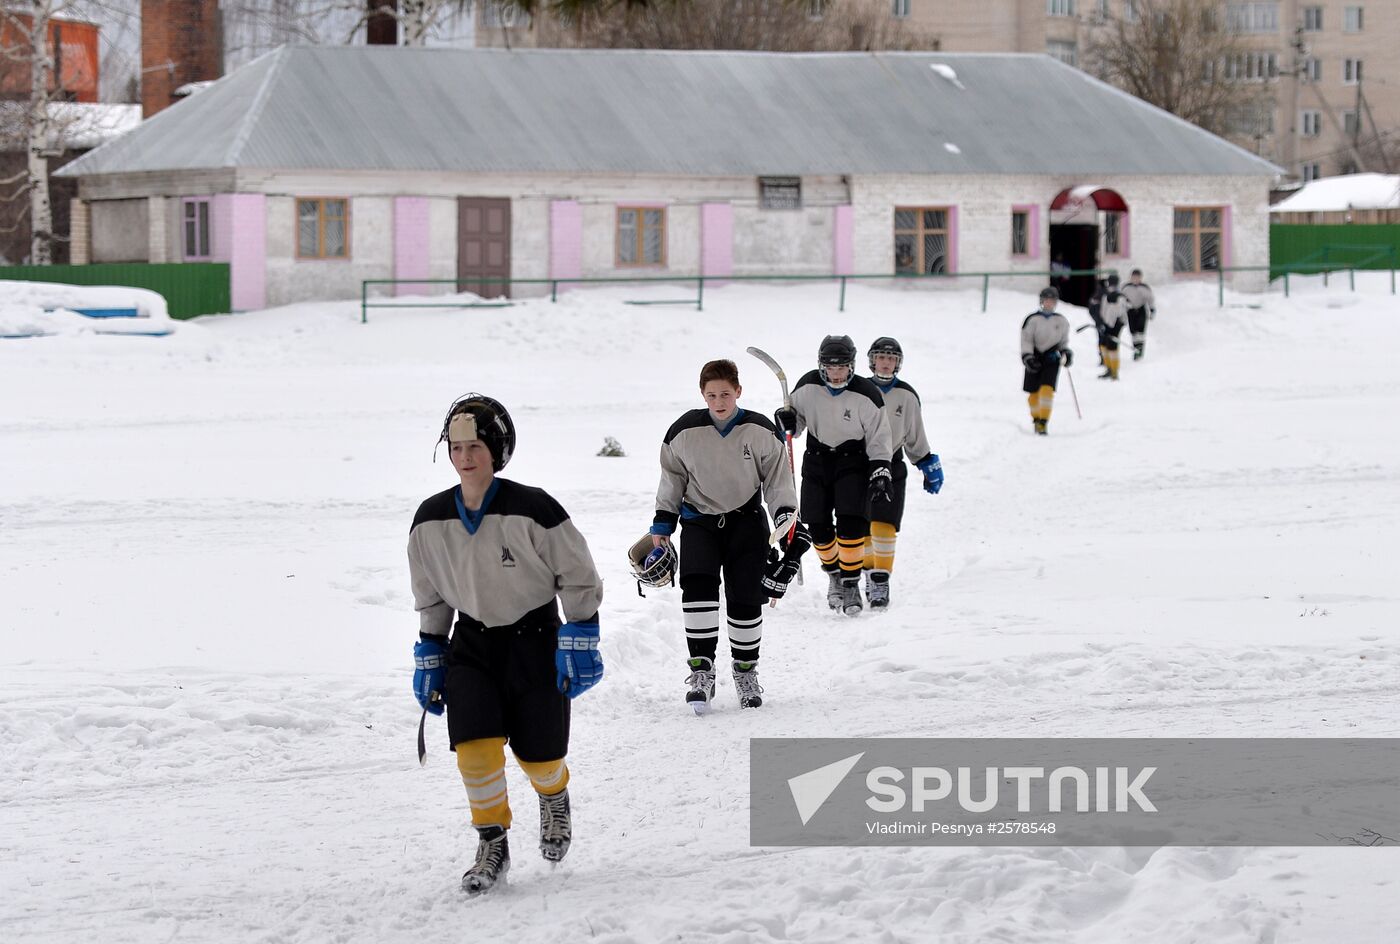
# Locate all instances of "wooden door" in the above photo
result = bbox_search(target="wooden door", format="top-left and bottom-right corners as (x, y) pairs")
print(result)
(457, 198), (511, 299)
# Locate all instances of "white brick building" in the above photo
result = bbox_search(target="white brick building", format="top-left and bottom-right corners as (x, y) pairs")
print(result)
(58, 46), (1282, 309)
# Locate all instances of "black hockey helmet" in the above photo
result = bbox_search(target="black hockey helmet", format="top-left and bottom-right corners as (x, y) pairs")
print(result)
(1039, 286), (1060, 301)
(1106, 274), (1120, 287)
(817, 335), (857, 389)
(867, 336), (904, 382)
(436, 393), (516, 471)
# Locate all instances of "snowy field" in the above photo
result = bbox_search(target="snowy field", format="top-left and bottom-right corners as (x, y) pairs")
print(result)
(3, 276), (1398, 943)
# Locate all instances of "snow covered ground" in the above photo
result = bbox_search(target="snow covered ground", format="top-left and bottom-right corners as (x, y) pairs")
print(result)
(2, 276), (1398, 942)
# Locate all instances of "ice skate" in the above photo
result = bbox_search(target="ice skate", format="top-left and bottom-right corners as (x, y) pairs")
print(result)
(839, 576), (862, 617)
(732, 660), (764, 708)
(537, 788), (572, 863)
(826, 570), (843, 610)
(462, 825), (511, 897)
(684, 656), (716, 714)
(866, 571), (890, 610)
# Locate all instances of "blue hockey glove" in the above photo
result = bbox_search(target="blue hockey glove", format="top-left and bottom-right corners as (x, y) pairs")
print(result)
(917, 454), (944, 495)
(413, 637), (447, 715)
(868, 466), (894, 505)
(556, 621), (603, 699)
(762, 548), (802, 599)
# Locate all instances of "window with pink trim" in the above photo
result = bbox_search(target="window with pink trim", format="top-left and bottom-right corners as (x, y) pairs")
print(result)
(183, 198), (211, 260)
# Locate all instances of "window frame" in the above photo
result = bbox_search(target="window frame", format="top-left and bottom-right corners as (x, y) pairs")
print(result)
(615, 205), (667, 268)
(1103, 211), (1125, 257)
(1302, 5), (1322, 30)
(1343, 58), (1363, 85)
(1047, 0), (1075, 16)
(1046, 39), (1078, 67)
(1172, 206), (1225, 274)
(1011, 209), (1030, 257)
(1302, 163), (1322, 182)
(893, 206), (953, 275)
(295, 197), (351, 261)
(182, 197), (211, 261)
(892, 0), (910, 17)
(1344, 5), (1363, 31)
(1301, 110), (1322, 137)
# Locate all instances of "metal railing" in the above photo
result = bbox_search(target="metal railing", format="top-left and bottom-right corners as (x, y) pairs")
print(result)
(360, 269), (1117, 322)
(1215, 259), (1398, 307)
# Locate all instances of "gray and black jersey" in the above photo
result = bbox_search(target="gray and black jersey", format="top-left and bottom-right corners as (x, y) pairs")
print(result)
(1099, 290), (1129, 331)
(1121, 282), (1155, 313)
(789, 371), (893, 464)
(1020, 310), (1071, 357)
(872, 378), (933, 467)
(653, 408), (798, 531)
(408, 478), (603, 639)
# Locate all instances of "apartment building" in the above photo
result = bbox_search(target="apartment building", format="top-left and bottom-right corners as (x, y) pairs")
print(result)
(475, 0), (1396, 182)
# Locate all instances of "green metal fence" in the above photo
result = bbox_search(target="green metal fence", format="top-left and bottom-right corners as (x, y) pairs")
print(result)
(0, 263), (231, 319)
(361, 269), (1116, 322)
(1270, 224), (1400, 279)
(1215, 261), (1397, 306)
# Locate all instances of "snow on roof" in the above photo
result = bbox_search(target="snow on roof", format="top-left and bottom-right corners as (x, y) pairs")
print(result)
(0, 102), (142, 152)
(1271, 173), (1400, 213)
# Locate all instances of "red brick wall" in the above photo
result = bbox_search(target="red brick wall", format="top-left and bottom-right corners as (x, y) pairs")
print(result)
(141, 0), (222, 118)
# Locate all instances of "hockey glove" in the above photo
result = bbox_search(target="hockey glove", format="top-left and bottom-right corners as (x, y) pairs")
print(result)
(1149, 308), (1156, 321)
(1061, 348), (1073, 368)
(1021, 353), (1041, 372)
(556, 621), (604, 699)
(916, 454), (944, 495)
(413, 636), (448, 715)
(868, 466), (894, 505)
(773, 407), (798, 436)
(781, 518), (813, 559)
(761, 548), (802, 600)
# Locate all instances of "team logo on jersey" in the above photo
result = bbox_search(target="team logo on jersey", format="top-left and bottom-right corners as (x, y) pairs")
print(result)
(743, 443), (753, 460)
(501, 546), (517, 567)
(842, 408), (852, 421)
(895, 404), (904, 416)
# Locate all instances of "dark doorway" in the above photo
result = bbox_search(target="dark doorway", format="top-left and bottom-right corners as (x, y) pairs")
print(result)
(1048, 223), (1098, 307)
(457, 198), (511, 299)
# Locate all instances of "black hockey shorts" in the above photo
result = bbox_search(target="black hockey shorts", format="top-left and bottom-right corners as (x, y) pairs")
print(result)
(678, 508), (769, 608)
(869, 463), (908, 529)
(1100, 322), (1123, 351)
(1022, 353), (1063, 394)
(801, 449), (870, 542)
(1128, 306), (1149, 336)
(445, 602), (569, 762)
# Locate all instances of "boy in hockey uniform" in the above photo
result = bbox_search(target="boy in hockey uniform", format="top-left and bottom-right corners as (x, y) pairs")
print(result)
(1096, 274), (1129, 381)
(1021, 287), (1074, 435)
(862, 337), (944, 609)
(650, 359), (809, 713)
(1120, 268), (1156, 361)
(407, 394), (604, 897)
(774, 335), (894, 616)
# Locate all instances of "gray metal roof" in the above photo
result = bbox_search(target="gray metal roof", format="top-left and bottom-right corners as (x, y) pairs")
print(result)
(58, 46), (1280, 179)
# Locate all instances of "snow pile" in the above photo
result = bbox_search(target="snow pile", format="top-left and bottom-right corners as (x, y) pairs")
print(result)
(1271, 172), (1400, 213)
(0, 281), (174, 338)
(929, 62), (966, 90)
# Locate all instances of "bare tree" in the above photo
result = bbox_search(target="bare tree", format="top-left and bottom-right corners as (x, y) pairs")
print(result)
(559, 0), (934, 51)
(1082, 0), (1264, 139)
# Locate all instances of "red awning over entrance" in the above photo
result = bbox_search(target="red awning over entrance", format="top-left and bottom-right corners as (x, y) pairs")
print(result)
(1050, 185), (1130, 213)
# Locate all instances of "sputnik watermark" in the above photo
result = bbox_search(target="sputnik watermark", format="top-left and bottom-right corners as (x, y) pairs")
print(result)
(754, 738), (1400, 847)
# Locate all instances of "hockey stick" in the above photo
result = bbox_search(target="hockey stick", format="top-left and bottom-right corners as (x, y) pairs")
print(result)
(417, 691), (442, 767)
(746, 346), (804, 595)
(1064, 365), (1083, 420)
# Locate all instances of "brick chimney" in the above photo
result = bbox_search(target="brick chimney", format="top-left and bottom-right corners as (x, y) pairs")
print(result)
(141, 0), (222, 119)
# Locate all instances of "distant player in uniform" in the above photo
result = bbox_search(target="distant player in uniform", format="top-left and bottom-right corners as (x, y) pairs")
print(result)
(1097, 274), (1129, 381)
(862, 337), (944, 609)
(774, 335), (894, 616)
(649, 359), (809, 714)
(1021, 287), (1074, 435)
(407, 394), (604, 897)
(1121, 268), (1156, 361)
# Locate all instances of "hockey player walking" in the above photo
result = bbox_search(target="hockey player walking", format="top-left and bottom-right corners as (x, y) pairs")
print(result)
(407, 394), (604, 896)
(774, 336), (894, 616)
(647, 359), (809, 714)
(862, 337), (943, 609)
(1021, 288), (1074, 435)
(1096, 274), (1129, 381)
(1121, 268), (1156, 361)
